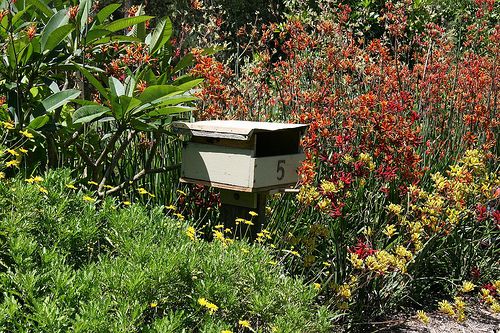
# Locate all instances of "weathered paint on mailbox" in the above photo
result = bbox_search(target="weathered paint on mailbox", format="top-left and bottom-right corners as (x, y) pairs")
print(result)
(172, 120), (308, 192)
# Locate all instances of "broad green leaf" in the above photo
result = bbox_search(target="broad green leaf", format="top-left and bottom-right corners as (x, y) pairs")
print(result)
(138, 85), (180, 104)
(176, 78), (203, 91)
(26, 0), (53, 18)
(93, 35), (142, 45)
(173, 53), (194, 73)
(145, 106), (194, 117)
(85, 29), (111, 42)
(43, 24), (74, 52)
(130, 118), (157, 131)
(123, 96), (141, 112)
(40, 9), (69, 50)
(42, 89), (80, 112)
(78, 0), (91, 33)
(75, 65), (109, 100)
(156, 96), (198, 106)
(148, 17), (172, 54)
(12, 5), (32, 25)
(96, 3), (121, 24)
(109, 77), (125, 97)
(102, 15), (153, 33)
(27, 115), (49, 129)
(73, 105), (109, 124)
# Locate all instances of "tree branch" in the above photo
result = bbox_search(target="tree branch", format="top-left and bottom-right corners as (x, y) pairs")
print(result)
(95, 127), (124, 167)
(98, 130), (136, 193)
(100, 164), (181, 196)
(75, 143), (96, 168)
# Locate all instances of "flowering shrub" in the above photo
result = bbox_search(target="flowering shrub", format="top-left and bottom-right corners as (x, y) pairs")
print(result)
(0, 170), (334, 332)
(190, 0), (499, 327)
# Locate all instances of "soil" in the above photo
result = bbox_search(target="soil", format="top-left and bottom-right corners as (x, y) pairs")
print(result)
(373, 305), (500, 333)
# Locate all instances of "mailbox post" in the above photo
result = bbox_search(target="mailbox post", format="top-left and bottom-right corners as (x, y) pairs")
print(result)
(172, 120), (308, 239)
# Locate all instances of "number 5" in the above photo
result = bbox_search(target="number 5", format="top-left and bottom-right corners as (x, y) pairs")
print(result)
(277, 160), (285, 180)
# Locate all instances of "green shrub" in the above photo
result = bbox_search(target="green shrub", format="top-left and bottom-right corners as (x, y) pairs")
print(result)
(0, 170), (334, 332)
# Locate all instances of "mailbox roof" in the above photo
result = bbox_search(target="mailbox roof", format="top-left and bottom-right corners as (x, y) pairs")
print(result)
(173, 120), (308, 140)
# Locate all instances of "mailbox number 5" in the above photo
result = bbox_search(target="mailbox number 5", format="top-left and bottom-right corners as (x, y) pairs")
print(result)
(276, 160), (285, 180)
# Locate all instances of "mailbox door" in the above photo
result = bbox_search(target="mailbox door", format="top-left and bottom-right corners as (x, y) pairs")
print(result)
(252, 153), (304, 189)
(181, 142), (254, 189)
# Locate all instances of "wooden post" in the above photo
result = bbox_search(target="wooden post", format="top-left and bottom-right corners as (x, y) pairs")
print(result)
(219, 190), (267, 240)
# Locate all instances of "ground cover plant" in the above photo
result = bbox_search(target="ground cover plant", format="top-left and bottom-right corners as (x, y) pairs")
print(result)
(0, 170), (334, 332)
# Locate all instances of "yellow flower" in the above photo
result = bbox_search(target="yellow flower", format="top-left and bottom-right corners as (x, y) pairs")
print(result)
(416, 310), (429, 324)
(123, 201), (131, 206)
(19, 148), (28, 154)
(186, 226), (196, 241)
(221, 330), (233, 333)
(174, 213), (185, 221)
(66, 184), (77, 189)
(6, 159), (20, 168)
(339, 284), (351, 299)
(88, 181), (98, 186)
(176, 189), (187, 196)
(387, 203), (403, 215)
(363, 226), (373, 237)
(103, 184), (113, 189)
(461, 281), (476, 293)
(454, 297), (466, 310)
(317, 198), (331, 211)
(6, 149), (19, 157)
(19, 129), (34, 139)
(320, 180), (338, 193)
(165, 204), (176, 210)
(395, 245), (413, 259)
(383, 224), (397, 238)
(248, 211), (258, 217)
(243, 219), (254, 226)
(2, 121), (14, 130)
(137, 188), (148, 195)
(438, 300), (455, 316)
(198, 298), (218, 314)
(0, 172), (5, 179)
(322, 261), (331, 267)
(313, 283), (321, 290)
(491, 302), (500, 313)
(238, 320), (251, 329)
(83, 195), (95, 202)
(150, 302), (157, 308)
(38, 186), (48, 194)
(349, 253), (364, 269)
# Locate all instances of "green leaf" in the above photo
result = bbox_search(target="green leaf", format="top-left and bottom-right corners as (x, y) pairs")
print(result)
(78, 0), (91, 33)
(102, 15), (153, 33)
(138, 85), (180, 104)
(156, 96), (198, 106)
(26, 0), (53, 18)
(75, 65), (109, 100)
(148, 17), (172, 54)
(85, 29), (112, 42)
(96, 3), (121, 24)
(175, 78), (203, 91)
(122, 96), (142, 112)
(42, 89), (80, 112)
(27, 115), (49, 129)
(73, 105), (110, 124)
(130, 118), (157, 131)
(145, 106), (194, 117)
(109, 77), (125, 97)
(40, 9), (69, 50)
(173, 53), (194, 73)
(93, 35), (142, 45)
(43, 24), (74, 52)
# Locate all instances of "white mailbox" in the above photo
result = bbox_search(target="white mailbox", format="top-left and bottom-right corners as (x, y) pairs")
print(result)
(172, 120), (308, 192)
